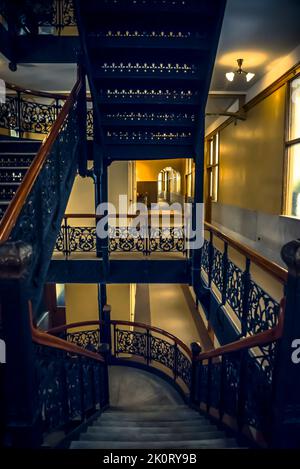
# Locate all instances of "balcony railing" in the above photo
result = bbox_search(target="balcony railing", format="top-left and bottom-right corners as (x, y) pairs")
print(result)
(0, 82), (93, 139)
(54, 214), (187, 257)
(200, 222), (286, 339)
(0, 0), (76, 35)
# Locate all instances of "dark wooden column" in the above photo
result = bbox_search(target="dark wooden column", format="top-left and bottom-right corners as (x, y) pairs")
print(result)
(0, 241), (42, 447)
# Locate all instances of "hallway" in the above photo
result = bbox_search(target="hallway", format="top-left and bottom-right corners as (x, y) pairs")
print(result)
(134, 284), (213, 350)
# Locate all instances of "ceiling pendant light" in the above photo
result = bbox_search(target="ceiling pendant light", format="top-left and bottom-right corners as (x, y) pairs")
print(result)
(225, 59), (255, 83)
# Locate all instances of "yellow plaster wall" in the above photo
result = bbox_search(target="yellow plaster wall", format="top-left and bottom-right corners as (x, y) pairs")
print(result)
(65, 284), (99, 325)
(65, 284), (133, 325)
(217, 84), (286, 214)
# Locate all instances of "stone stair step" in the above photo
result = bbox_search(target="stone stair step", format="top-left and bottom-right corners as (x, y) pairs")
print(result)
(81, 430), (225, 442)
(88, 424), (215, 433)
(99, 412), (205, 422)
(93, 419), (209, 428)
(70, 438), (238, 449)
(108, 405), (188, 412)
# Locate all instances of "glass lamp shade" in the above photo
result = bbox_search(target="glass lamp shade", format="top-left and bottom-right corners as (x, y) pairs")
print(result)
(226, 72), (235, 82)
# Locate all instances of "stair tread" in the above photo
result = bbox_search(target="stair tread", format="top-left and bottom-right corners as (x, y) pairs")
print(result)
(101, 413), (204, 422)
(108, 405), (188, 411)
(70, 438), (238, 449)
(88, 424), (214, 433)
(93, 420), (209, 428)
(81, 430), (225, 441)
(0, 182), (21, 185)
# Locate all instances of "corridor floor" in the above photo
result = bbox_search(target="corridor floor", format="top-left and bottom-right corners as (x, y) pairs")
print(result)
(134, 284), (212, 350)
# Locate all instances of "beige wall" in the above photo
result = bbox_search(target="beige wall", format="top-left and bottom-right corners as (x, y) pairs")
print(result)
(217, 84), (286, 215)
(65, 284), (99, 325)
(108, 162), (130, 210)
(66, 174), (95, 215)
(65, 283), (135, 325)
(107, 284), (133, 321)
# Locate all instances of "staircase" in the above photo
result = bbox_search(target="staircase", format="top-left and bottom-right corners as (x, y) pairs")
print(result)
(0, 138), (40, 219)
(76, 0), (226, 162)
(70, 405), (239, 449)
(69, 366), (239, 449)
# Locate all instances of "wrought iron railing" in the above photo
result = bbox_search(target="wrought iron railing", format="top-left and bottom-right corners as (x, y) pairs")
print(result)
(0, 0), (76, 35)
(0, 75), (86, 308)
(47, 313), (193, 395)
(31, 310), (109, 438)
(0, 82), (93, 139)
(200, 222), (286, 338)
(190, 300), (285, 446)
(54, 214), (186, 257)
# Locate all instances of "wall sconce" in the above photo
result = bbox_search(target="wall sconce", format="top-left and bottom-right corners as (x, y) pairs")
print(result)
(226, 59), (255, 83)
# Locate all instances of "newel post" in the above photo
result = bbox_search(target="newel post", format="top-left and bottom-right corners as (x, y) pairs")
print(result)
(0, 241), (42, 447)
(271, 240), (300, 448)
(190, 342), (202, 406)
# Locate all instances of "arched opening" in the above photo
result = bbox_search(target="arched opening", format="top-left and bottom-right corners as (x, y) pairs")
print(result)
(158, 167), (182, 204)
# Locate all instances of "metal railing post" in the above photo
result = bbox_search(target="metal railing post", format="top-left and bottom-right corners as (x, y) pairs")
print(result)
(190, 342), (202, 405)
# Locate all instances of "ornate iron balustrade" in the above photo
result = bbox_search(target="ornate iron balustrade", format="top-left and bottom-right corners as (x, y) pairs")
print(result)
(200, 226), (284, 337)
(0, 83), (94, 139)
(54, 214), (186, 257)
(0, 77), (86, 311)
(0, 0), (76, 34)
(34, 342), (108, 434)
(47, 315), (193, 395)
(191, 297), (285, 446)
(113, 323), (191, 389)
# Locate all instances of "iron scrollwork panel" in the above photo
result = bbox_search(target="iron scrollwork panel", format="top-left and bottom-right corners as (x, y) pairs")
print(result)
(35, 346), (68, 432)
(200, 239), (209, 278)
(176, 350), (192, 388)
(68, 227), (97, 253)
(149, 227), (185, 252)
(211, 248), (223, 293)
(225, 260), (243, 320)
(247, 282), (280, 334)
(34, 343), (107, 433)
(150, 336), (175, 370)
(67, 329), (101, 353)
(0, 96), (18, 130)
(115, 329), (147, 358)
(222, 352), (240, 418)
(109, 227), (145, 252)
(20, 99), (59, 135)
(244, 342), (277, 437)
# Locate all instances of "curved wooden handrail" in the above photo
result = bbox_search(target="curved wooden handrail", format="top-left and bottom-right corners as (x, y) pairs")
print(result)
(204, 221), (287, 284)
(196, 298), (285, 361)
(6, 81), (92, 101)
(29, 308), (104, 363)
(0, 78), (83, 243)
(47, 319), (192, 359)
(62, 213), (184, 220)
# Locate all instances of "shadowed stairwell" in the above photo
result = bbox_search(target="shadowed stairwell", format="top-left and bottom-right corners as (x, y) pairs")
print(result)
(70, 367), (240, 449)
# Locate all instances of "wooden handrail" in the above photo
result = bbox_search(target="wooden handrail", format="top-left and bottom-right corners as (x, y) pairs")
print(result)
(204, 221), (288, 284)
(6, 81), (92, 101)
(196, 298), (285, 361)
(62, 213), (185, 220)
(29, 307), (104, 363)
(47, 319), (192, 359)
(0, 78), (83, 243)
